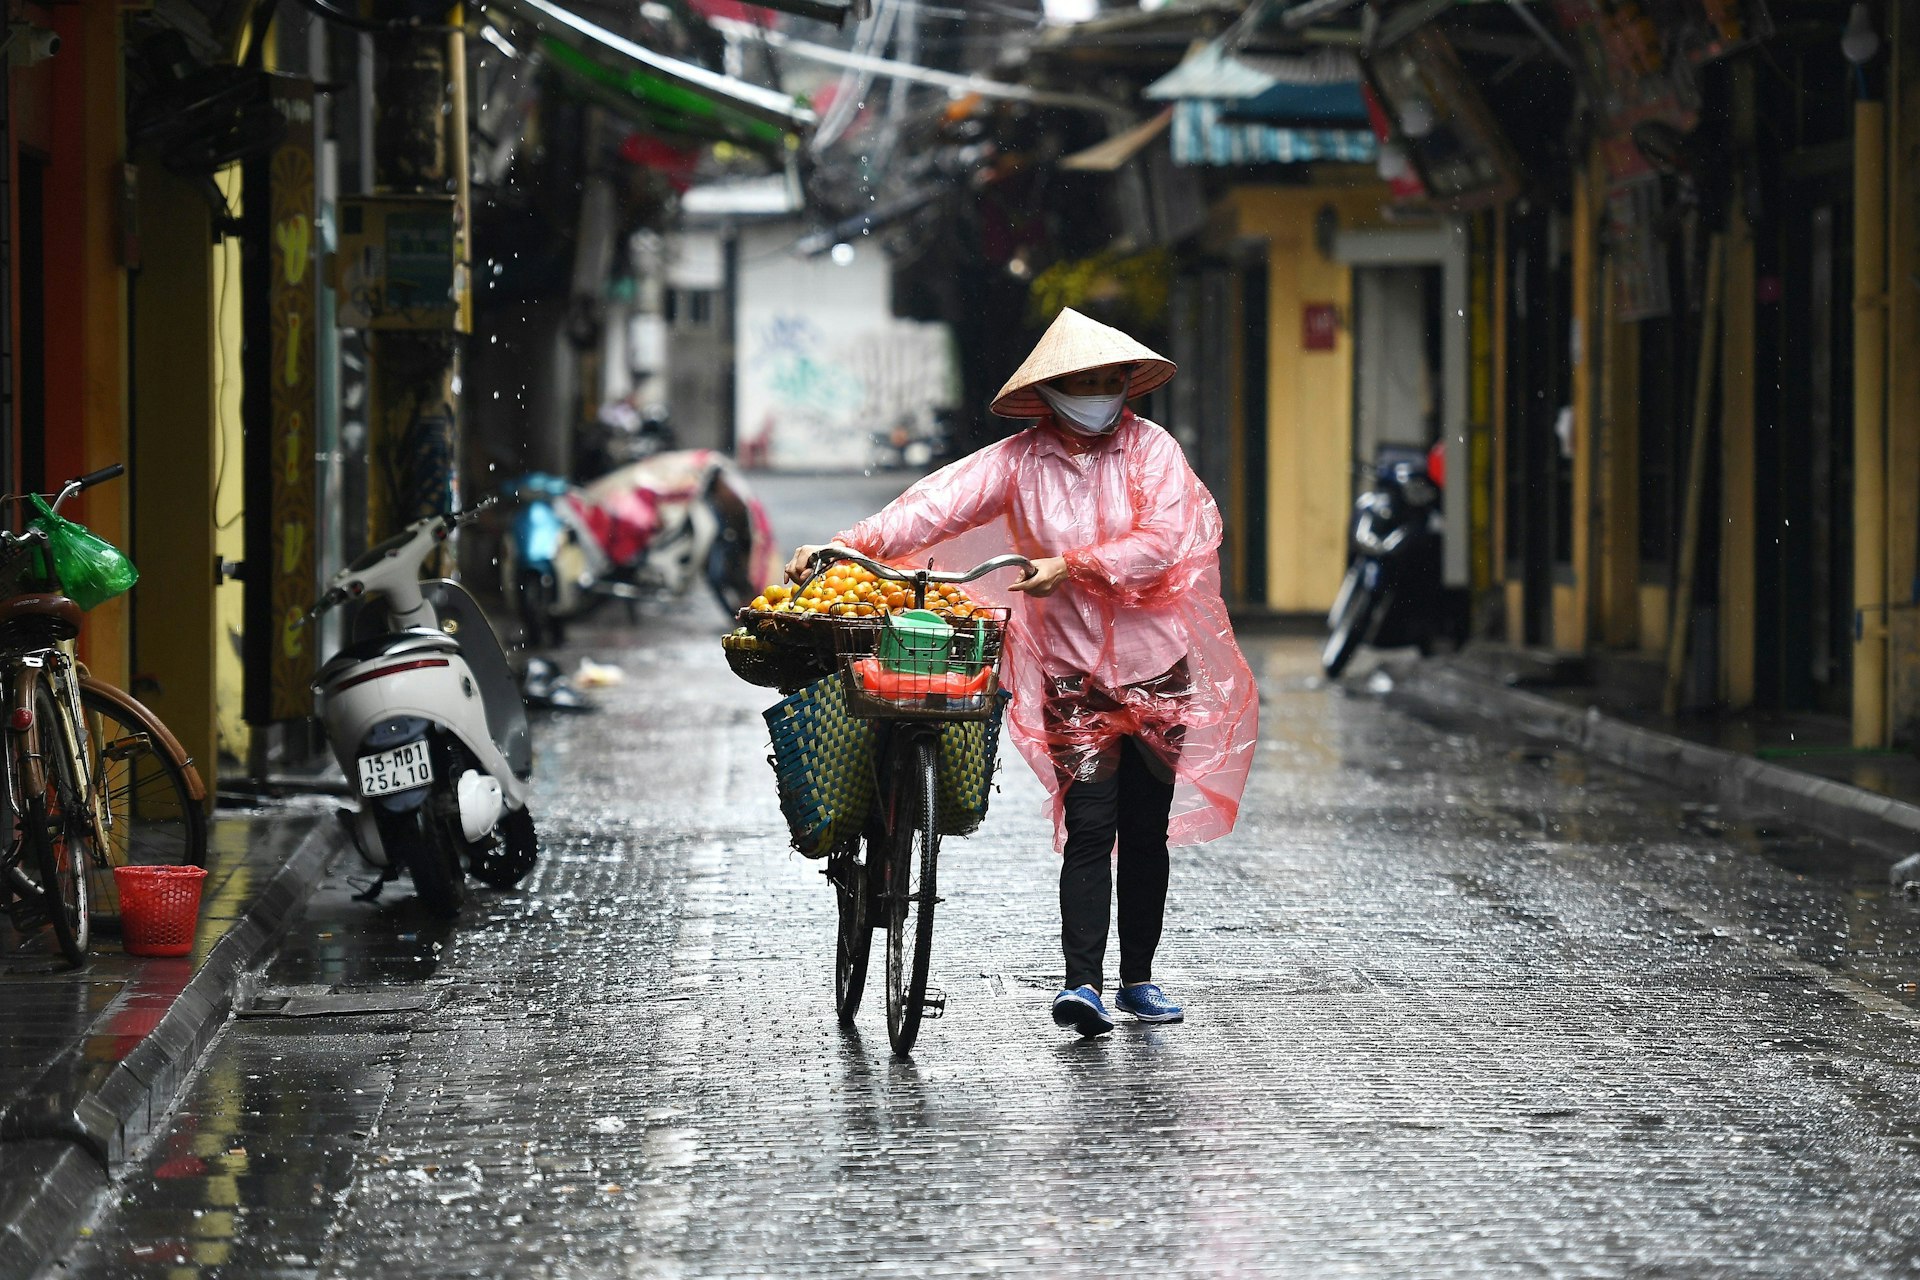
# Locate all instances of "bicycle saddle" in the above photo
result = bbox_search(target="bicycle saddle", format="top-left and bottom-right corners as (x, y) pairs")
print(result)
(0, 593), (82, 643)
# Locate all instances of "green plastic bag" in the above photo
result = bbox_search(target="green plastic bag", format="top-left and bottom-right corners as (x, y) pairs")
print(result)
(28, 494), (138, 610)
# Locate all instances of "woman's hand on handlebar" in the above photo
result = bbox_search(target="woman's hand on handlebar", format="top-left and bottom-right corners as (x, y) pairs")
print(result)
(785, 542), (850, 583)
(1008, 555), (1067, 597)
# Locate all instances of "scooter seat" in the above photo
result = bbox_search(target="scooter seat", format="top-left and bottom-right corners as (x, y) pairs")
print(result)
(317, 628), (462, 684)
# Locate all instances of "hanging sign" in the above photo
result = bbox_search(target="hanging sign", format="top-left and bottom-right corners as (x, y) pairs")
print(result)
(1303, 303), (1340, 351)
(268, 78), (317, 721)
(1360, 28), (1524, 211)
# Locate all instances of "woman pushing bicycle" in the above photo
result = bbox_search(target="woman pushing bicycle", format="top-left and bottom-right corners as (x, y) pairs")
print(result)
(786, 308), (1259, 1038)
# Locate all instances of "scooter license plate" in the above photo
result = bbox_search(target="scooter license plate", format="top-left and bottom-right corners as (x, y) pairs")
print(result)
(358, 741), (434, 797)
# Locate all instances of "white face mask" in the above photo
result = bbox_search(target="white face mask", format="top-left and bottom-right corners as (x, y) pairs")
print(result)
(1036, 378), (1129, 436)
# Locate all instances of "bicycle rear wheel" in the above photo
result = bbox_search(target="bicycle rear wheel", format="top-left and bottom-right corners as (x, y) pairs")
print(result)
(884, 735), (940, 1056)
(78, 683), (208, 926)
(831, 841), (874, 1023)
(24, 673), (91, 965)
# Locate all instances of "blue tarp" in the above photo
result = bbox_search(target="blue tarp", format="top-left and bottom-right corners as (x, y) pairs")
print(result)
(1171, 100), (1375, 167)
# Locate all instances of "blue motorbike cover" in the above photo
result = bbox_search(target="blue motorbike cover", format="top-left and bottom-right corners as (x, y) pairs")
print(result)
(512, 498), (566, 569)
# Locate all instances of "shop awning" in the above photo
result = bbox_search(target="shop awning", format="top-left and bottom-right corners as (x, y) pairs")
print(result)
(485, 0), (814, 146)
(1143, 37), (1372, 165)
(1060, 108), (1173, 171)
(1171, 99), (1373, 166)
(1146, 44), (1369, 126)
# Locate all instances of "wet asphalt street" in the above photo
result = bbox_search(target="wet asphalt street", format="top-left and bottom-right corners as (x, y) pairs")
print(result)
(45, 472), (1920, 1278)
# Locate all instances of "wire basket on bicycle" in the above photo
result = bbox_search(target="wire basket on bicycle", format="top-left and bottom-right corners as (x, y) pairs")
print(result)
(827, 603), (1010, 721)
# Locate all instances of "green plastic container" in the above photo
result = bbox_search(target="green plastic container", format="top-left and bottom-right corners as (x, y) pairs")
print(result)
(878, 608), (952, 675)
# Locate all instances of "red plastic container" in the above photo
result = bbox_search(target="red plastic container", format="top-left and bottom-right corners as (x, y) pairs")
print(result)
(113, 865), (208, 957)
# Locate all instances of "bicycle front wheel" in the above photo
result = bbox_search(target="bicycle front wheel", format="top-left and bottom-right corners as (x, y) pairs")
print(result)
(79, 682), (209, 926)
(884, 735), (940, 1056)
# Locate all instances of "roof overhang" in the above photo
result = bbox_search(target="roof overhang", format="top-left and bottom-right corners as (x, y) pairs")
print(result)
(1145, 43), (1368, 125)
(483, 0), (814, 145)
(1060, 108), (1173, 171)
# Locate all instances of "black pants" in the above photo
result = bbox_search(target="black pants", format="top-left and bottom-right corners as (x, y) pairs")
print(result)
(1059, 736), (1175, 991)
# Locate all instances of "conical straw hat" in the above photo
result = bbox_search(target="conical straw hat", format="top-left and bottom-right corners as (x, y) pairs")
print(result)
(990, 308), (1176, 419)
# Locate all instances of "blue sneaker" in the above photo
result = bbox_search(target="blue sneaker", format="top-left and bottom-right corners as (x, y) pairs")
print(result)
(1051, 985), (1114, 1037)
(1113, 982), (1184, 1024)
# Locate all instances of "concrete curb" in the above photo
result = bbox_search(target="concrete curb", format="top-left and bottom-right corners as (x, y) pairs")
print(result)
(0, 817), (340, 1279)
(1391, 663), (1920, 864)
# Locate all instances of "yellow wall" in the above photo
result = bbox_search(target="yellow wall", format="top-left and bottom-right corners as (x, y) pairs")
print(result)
(1887, 1), (1920, 741)
(131, 166), (224, 795)
(213, 169), (250, 765)
(1225, 183), (1394, 613)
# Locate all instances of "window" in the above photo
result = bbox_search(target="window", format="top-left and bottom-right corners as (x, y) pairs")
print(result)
(667, 287), (716, 330)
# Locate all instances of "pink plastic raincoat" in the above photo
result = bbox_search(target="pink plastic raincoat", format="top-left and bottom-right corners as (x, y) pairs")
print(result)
(834, 410), (1259, 850)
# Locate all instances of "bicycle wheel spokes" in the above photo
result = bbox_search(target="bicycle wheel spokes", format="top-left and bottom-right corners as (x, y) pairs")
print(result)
(884, 736), (940, 1056)
(79, 685), (207, 924)
(31, 674), (90, 965)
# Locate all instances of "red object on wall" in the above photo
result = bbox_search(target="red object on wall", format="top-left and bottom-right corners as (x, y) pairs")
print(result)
(618, 134), (700, 193)
(1302, 303), (1340, 352)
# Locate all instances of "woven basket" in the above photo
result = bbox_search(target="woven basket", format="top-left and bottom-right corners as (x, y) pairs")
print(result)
(722, 633), (829, 691)
(764, 676), (876, 858)
(736, 607), (842, 659)
(935, 691), (1010, 836)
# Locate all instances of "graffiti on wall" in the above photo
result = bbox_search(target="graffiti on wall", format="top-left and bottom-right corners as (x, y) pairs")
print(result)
(743, 314), (954, 469)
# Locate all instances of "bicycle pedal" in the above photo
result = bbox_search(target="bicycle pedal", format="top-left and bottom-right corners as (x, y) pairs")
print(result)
(919, 987), (947, 1018)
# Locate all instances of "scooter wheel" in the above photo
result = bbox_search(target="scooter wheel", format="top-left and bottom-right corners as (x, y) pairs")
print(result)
(471, 808), (538, 889)
(1323, 581), (1378, 678)
(374, 800), (466, 918)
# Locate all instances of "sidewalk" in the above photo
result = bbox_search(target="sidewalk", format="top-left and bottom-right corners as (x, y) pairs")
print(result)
(1388, 644), (1920, 865)
(0, 802), (340, 1277)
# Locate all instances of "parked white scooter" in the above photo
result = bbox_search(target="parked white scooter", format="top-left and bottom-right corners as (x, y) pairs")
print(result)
(308, 506), (538, 916)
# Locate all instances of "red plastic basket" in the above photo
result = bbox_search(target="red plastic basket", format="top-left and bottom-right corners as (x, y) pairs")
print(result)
(113, 865), (209, 957)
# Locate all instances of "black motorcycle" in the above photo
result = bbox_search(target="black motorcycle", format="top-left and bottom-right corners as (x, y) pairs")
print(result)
(1323, 447), (1451, 677)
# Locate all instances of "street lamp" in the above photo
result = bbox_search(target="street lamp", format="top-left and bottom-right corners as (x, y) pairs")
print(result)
(1841, 3), (1879, 66)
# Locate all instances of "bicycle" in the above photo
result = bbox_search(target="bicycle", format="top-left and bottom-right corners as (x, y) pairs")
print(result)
(0, 466), (126, 965)
(0, 465), (207, 965)
(797, 548), (1032, 1056)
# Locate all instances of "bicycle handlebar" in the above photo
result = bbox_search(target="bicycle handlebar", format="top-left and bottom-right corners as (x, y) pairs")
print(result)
(74, 464), (125, 492)
(803, 547), (1034, 592)
(0, 462), (129, 525)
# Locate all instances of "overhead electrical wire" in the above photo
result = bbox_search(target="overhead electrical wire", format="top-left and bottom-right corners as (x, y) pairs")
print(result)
(711, 15), (1134, 130)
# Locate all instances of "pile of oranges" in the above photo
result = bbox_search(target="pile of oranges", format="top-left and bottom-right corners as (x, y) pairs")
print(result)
(748, 561), (978, 619)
